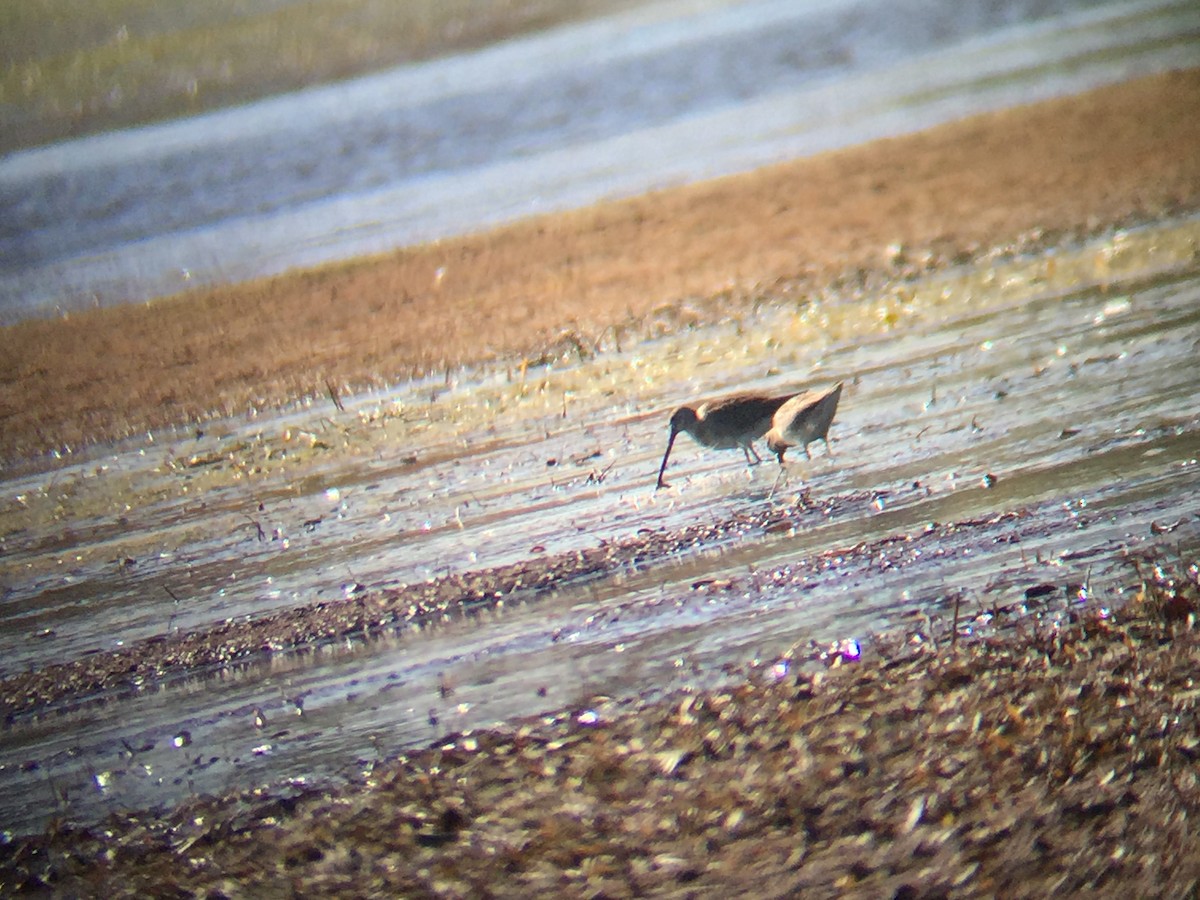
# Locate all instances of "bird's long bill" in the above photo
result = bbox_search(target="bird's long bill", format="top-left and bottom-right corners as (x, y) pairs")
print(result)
(656, 429), (679, 489)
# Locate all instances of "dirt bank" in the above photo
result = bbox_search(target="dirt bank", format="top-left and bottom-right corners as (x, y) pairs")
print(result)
(2, 69), (1199, 464)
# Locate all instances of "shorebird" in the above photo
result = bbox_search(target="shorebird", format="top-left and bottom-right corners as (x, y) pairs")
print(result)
(656, 391), (796, 489)
(764, 382), (843, 464)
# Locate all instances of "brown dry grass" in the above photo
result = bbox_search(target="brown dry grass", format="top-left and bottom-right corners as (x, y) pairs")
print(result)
(2, 69), (1199, 464)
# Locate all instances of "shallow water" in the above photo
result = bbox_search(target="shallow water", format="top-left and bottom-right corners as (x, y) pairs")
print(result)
(1, 0), (1198, 319)
(1, 217), (1198, 837)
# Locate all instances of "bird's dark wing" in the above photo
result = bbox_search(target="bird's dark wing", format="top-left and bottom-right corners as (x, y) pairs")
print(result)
(699, 392), (794, 439)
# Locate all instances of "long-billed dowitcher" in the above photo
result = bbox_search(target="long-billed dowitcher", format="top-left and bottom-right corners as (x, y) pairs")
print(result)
(764, 381), (843, 464)
(656, 391), (796, 489)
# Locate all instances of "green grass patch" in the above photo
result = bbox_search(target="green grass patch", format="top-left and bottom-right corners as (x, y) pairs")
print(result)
(0, 0), (641, 155)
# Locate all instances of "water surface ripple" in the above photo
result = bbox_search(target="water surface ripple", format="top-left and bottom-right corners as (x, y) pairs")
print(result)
(1, 0), (1197, 318)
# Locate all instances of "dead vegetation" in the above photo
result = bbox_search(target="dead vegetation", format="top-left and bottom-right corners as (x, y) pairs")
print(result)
(3, 554), (1197, 896)
(2, 69), (1199, 464)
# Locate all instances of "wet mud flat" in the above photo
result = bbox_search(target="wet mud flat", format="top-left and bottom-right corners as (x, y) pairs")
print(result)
(0, 494), (1151, 720)
(1, 211), (1199, 888)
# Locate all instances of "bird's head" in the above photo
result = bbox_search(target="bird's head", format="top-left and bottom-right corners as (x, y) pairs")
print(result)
(668, 406), (699, 436)
(766, 432), (790, 464)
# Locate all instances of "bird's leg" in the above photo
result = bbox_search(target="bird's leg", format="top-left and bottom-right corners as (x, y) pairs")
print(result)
(822, 437), (834, 456)
(803, 443), (812, 461)
(743, 443), (764, 466)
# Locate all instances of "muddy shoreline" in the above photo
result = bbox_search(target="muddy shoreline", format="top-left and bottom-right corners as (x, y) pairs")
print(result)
(3, 70), (1200, 893)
